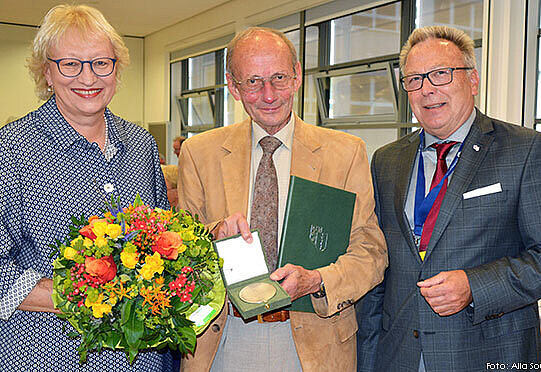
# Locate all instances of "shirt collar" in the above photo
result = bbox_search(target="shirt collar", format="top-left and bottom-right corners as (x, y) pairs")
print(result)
(251, 113), (295, 150)
(37, 95), (126, 155)
(423, 109), (476, 149)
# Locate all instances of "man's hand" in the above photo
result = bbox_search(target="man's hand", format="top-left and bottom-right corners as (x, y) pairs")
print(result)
(417, 270), (472, 316)
(270, 264), (322, 301)
(211, 212), (252, 242)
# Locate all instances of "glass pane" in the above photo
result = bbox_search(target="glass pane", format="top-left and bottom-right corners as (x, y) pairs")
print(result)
(188, 52), (215, 89)
(330, 2), (401, 65)
(329, 69), (395, 118)
(305, 26), (319, 69)
(224, 87), (236, 126)
(474, 46), (482, 109)
(338, 128), (398, 162)
(170, 60), (183, 131)
(285, 29), (300, 66)
(537, 43), (541, 119)
(187, 94), (214, 126)
(416, 0), (483, 40)
(303, 74), (319, 125)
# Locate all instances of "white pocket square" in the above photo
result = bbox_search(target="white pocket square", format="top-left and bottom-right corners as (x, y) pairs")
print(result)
(463, 183), (502, 200)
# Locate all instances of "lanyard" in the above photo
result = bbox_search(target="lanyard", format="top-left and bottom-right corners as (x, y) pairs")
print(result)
(413, 130), (463, 239)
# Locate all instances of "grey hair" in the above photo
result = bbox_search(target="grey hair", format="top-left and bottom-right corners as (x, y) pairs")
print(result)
(399, 25), (476, 73)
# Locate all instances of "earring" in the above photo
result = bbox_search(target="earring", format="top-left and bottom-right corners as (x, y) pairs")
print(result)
(47, 86), (54, 93)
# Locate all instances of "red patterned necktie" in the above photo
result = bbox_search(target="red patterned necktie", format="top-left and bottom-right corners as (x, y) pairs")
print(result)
(250, 136), (282, 269)
(419, 141), (458, 259)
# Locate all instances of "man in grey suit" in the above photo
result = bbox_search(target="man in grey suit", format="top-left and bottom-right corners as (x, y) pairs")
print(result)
(356, 25), (541, 372)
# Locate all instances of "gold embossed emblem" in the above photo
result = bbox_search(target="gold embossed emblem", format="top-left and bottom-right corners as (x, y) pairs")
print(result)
(238, 282), (276, 304)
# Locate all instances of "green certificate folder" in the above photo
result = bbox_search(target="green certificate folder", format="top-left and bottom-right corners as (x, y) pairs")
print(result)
(278, 176), (356, 312)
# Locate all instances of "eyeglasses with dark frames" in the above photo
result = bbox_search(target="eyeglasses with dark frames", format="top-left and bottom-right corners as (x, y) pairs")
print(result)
(231, 73), (297, 93)
(47, 57), (117, 78)
(400, 67), (473, 92)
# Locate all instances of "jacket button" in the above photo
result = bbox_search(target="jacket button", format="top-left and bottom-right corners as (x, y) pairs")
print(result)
(413, 330), (419, 338)
(211, 324), (220, 332)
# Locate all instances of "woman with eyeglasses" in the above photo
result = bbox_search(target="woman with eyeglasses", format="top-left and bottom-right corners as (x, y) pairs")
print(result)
(0, 5), (172, 371)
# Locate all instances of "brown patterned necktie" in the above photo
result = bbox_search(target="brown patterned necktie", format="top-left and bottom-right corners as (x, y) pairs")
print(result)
(251, 136), (282, 270)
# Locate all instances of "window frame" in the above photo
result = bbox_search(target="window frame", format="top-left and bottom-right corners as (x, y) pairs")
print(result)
(168, 0), (484, 140)
(314, 62), (399, 127)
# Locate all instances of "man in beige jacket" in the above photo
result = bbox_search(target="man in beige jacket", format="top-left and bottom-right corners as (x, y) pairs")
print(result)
(178, 27), (387, 371)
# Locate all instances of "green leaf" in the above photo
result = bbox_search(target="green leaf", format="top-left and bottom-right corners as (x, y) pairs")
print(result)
(78, 349), (88, 364)
(120, 299), (144, 348)
(103, 331), (122, 348)
(128, 347), (139, 364)
(178, 326), (197, 352)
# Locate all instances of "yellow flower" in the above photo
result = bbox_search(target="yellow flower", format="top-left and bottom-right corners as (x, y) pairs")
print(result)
(140, 252), (164, 280)
(63, 246), (78, 260)
(83, 238), (93, 248)
(85, 293), (112, 318)
(94, 236), (108, 249)
(178, 244), (187, 254)
(120, 250), (138, 269)
(92, 221), (108, 238)
(147, 251), (164, 268)
(92, 302), (112, 318)
(181, 230), (196, 241)
(70, 236), (83, 247)
(106, 224), (122, 239)
(109, 293), (118, 306)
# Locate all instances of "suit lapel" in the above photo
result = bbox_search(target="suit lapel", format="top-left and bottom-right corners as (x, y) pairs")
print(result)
(423, 111), (495, 260)
(220, 119), (252, 216)
(393, 133), (421, 257)
(290, 115), (323, 181)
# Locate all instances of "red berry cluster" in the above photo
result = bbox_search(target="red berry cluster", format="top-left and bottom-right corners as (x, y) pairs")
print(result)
(168, 267), (195, 303)
(127, 207), (167, 251)
(63, 262), (102, 307)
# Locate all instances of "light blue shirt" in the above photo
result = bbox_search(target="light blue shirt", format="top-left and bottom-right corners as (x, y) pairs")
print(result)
(405, 109), (476, 241)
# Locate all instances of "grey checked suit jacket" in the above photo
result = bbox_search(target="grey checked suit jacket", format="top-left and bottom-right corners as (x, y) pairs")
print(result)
(356, 110), (541, 372)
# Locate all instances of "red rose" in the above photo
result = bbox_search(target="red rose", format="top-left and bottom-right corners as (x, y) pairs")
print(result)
(85, 255), (117, 283)
(152, 231), (183, 260)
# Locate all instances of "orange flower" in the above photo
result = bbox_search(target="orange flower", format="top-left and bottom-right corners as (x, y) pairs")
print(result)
(85, 255), (117, 284)
(152, 231), (183, 260)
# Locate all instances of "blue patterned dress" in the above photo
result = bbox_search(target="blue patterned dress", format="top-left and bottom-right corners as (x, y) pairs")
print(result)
(0, 96), (173, 371)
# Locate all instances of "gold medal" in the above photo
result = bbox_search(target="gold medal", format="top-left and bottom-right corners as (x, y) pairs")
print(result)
(238, 282), (276, 304)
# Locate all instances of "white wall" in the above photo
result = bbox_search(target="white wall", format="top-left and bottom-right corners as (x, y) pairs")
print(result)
(0, 23), (144, 127)
(0, 24), (40, 126)
(108, 36), (144, 125)
(479, 0), (538, 127)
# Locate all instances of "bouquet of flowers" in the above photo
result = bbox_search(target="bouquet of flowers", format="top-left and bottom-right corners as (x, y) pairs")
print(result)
(51, 195), (225, 363)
